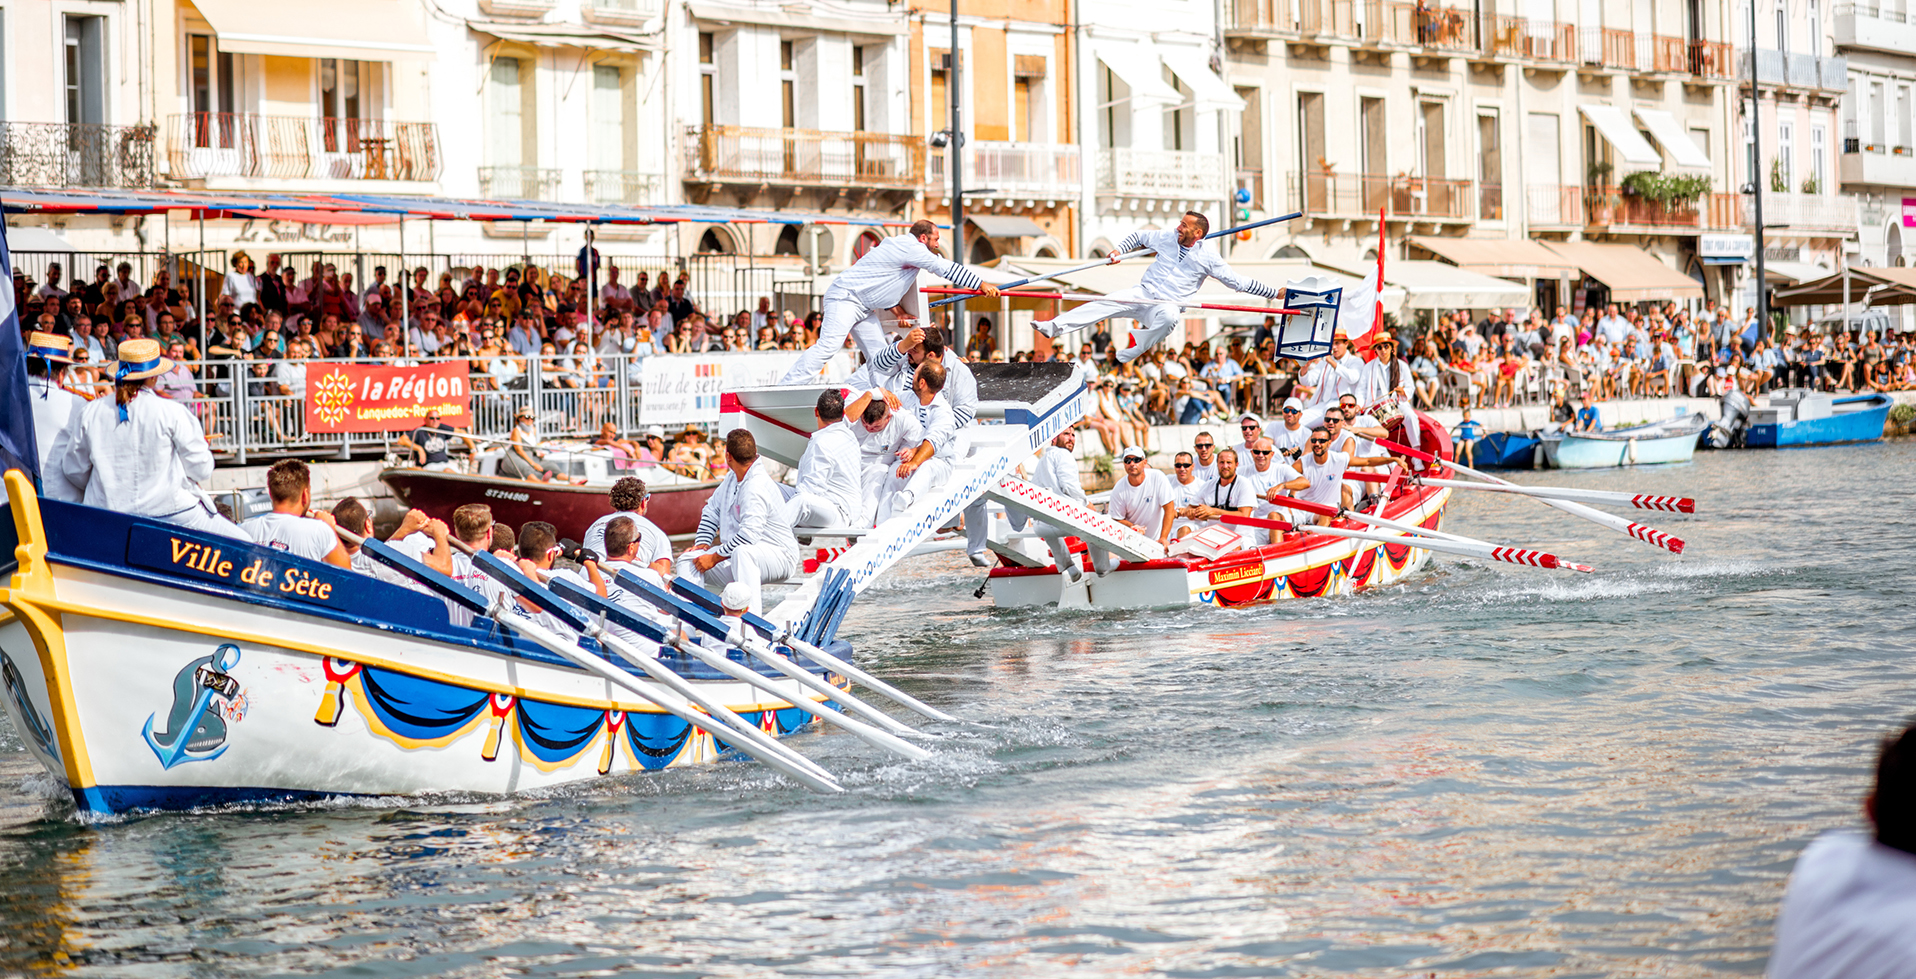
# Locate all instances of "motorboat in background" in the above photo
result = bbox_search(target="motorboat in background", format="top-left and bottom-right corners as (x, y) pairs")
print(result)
(1540, 412), (1708, 469)
(1705, 389), (1892, 449)
(381, 440), (717, 539)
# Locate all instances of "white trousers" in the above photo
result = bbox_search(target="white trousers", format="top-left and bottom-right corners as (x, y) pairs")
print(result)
(1044, 294), (1183, 364)
(783, 492), (850, 530)
(780, 298), (887, 383)
(674, 544), (798, 616)
(874, 457), (952, 524)
(167, 500), (249, 540)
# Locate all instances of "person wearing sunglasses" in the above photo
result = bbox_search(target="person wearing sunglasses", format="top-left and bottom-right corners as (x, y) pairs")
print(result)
(1269, 396), (1311, 461)
(1107, 446), (1175, 553)
(1240, 436), (1301, 544)
(1272, 427), (1401, 522)
(1228, 412), (1266, 461)
(1189, 432), (1220, 482)
(1168, 450), (1211, 539)
(1186, 446), (1257, 535)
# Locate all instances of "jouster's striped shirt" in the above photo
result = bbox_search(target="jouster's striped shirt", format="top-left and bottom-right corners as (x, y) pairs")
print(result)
(825, 234), (983, 311)
(693, 461), (799, 560)
(871, 344), (979, 427)
(1115, 229), (1281, 302)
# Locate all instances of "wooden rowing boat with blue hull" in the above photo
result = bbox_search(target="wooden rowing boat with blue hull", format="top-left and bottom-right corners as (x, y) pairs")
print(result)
(1744, 393), (1893, 447)
(0, 474), (850, 816)
(1540, 413), (1707, 469)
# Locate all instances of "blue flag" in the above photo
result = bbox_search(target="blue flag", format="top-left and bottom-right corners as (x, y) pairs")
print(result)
(0, 223), (43, 489)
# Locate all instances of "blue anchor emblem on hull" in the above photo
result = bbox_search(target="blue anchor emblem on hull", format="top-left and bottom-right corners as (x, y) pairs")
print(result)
(142, 644), (243, 770)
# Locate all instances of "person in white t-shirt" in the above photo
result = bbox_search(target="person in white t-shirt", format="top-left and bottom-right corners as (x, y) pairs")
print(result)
(1106, 446), (1176, 547)
(331, 498), (452, 591)
(1268, 396), (1312, 463)
(1767, 723), (1916, 979)
(1168, 451), (1211, 538)
(1186, 446), (1259, 535)
(241, 459), (351, 567)
(1272, 427), (1400, 525)
(1239, 437), (1301, 544)
(581, 477), (674, 579)
(1188, 430), (1221, 483)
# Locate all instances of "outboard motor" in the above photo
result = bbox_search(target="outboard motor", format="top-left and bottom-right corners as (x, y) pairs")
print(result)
(1703, 388), (1751, 449)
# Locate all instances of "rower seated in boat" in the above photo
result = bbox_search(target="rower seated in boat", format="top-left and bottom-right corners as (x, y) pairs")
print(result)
(1184, 447), (1258, 535)
(582, 477), (673, 579)
(873, 360), (958, 525)
(511, 520), (608, 639)
(61, 337), (246, 540)
(847, 388), (921, 527)
(1099, 446), (1175, 572)
(441, 504), (517, 626)
(675, 429), (800, 616)
(332, 498), (452, 589)
(241, 460), (353, 568)
(783, 389), (863, 532)
(1272, 428), (1401, 526)
(591, 516), (677, 645)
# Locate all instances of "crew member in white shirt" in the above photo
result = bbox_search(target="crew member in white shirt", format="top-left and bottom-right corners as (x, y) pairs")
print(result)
(872, 360), (959, 524)
(1106, 446), (1176, 550)
(62, 338), (245, 539)
(866, 326), (978, 425)
(240, 460), (352, 566)
(24, 332), (88, 503)
(676, 430), (800, 615)
(439, 504), (516, 627)
(1168, 451), (1211, 538)
(332, 499), (452, 589)
(1036, 212), (1283, 364)
(1189, 431), (1221, 483)
(1268, 397), (1312, 462)
(784, 389), (864, 531)
(1348, 332), (1421, 448)
(1238, 437), (1303, 544)
(846, 388), (922, 526)
(1229, 413), (1266, 460)
(1272, 427), (1400, 525)
(581, 476), (674, 580)
(1187, 447), (1258, 534)
(781, 219), (999, 383)
(590, 516), (678, 644)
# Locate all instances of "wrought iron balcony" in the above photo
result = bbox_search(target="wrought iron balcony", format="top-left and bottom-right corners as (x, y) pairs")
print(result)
(1099, 148), (1231, 201)
(1288, 170), (1473, 220)
(0, 122), (155, 189)
(583, 169), (664, 205)
(166, 114), (440, 182)
(928, 141), (1081, 200)
(478, 166), (563, 201)
(684, 125), (924, 189)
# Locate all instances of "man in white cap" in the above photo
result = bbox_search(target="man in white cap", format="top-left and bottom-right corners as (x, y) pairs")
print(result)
(1035, 211), (1283, 364)
(1106, 446), (1175, 549)
(1229, 412), (1266, 460)
(781, 219), (999, 383)
(24, 332), (88, 503)
(873, 360), (958, 525)
(63, 338), (246, 538)
(677, 429), (799, 615)
(784, 389), (863, 531)
(1268, 397), (1311, 462)
(242, 460), (352, 567)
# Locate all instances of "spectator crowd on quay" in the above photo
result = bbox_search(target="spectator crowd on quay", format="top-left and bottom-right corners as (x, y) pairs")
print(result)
(15, 250), (1916, 467)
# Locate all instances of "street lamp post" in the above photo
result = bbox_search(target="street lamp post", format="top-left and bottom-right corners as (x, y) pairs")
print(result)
(949, 0), (965, 347)
(1749, 5), (1769, 337)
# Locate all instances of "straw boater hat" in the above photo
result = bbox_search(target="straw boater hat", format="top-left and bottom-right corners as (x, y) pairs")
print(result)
(1368, 332), (1397, 348)
(25, 331), (74, 364)
(112, 338), (173, 381)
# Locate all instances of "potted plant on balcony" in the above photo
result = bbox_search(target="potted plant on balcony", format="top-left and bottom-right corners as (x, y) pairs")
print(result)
(1584, 162), (1618, 224)
(1800, 175), (1820, 195)
(1769, 158), (1789, 194)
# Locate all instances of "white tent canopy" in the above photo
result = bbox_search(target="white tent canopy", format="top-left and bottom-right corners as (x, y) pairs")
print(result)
(1385, 260), (1530, 309)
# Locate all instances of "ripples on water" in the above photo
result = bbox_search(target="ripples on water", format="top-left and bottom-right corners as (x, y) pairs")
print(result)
(1, 444), (1913, 977)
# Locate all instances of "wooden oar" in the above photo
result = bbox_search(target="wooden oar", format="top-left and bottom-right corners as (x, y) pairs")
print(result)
(929, 210), (1306, 308)
(1378, 439), (1686, 554)
(926, 286), (1304, 318)
(1220, 514), (1594, 573)
(1268, 491), (1484, 546)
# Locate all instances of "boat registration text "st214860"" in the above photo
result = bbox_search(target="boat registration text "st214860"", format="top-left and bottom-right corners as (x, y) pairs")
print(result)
(127, 525), (348, 607)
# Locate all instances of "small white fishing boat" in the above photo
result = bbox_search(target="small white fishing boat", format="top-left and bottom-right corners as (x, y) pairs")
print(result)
(1540, 412), (1708, 469)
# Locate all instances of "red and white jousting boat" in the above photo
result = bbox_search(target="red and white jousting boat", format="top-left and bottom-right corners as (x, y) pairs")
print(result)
(986, 412), (1457, 609)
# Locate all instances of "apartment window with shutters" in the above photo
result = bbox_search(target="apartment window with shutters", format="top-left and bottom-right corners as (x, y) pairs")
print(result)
(1810, 124), (1826, 193)
(699, 32), (716, 128)
(489, 57), (531, 168)
(1299, 92), (1326, 211)
(319, 59), (367, 153)
(593, 65), (631, 172)
(1477, 110), (1502, 220)
(932, 51), (950, 136)
(65, 16), (105, 126)
(1777, 119), (1794, 189)
(1688, 126), (1711, 165)
(1359, 97), (1385, 177)
(187, 34), (236, 148)
(780, 41), (795, 129)
(1164, 67), (1188, 152)
(1013, 56), (1046, 143)
(1901, 85), (1913, 152)
(852, 46), (866, 133)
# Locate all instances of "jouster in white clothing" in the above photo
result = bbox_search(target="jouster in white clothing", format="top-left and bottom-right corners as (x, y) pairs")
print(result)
(241, 512), (339, 562)
(1352, 355), (1413, 407)
(870, 343), (979, 426)
(852, 407), (923, 525)
(874, 393), (958, 524)
(1766, 831), (1916, 979)
(28, 377), (87, 502)
(780, 234), (987, 383)
(1267, 421), (1311, 458)
(1107, 468), (1176, 541)
(678, 461), (800, 615)
(786, 420), (864, 528)
(61, 389), (244, 538)
(1038, 228), (1280, 364)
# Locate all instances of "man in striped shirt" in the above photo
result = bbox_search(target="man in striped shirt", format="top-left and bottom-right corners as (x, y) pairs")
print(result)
(780, 219), (999, 383)
(675, 429), (800, 615)
(1036, 211), (1282, 364)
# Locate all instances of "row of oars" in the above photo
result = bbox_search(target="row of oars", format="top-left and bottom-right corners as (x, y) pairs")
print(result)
(1222, 438), (1696, 574)
(339, 527), (954, 794)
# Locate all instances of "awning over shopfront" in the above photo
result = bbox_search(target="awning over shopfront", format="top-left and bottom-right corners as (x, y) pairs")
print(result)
(1092, 43), (1183, 104)
(1578, 104), (1662, 168)
(1761, 261), (1832, 284)
(188, 0), (434, 60)
(1158, 48), (1246, 110)
(1405, 236), (1580, 279)
(968, 214), (1048, 238)
(1540, 240), (1704, 301)
(1774, 266), (1916, 306)
(1386, 260), (1531, 309)
(1632, 108), (1712, 169)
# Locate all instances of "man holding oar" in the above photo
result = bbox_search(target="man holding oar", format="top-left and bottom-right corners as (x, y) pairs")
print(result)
(1272, 428), (1403, 526)
(780, 219), (999, 384)
(1035, 211), (1284, 364)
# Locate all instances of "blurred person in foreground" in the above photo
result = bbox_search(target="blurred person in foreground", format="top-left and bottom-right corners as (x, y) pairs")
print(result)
(1767, 722), (1916, 978)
